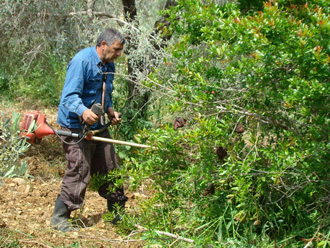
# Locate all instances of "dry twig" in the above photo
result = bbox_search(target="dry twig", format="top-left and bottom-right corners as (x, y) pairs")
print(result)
(135, 224), (195, 243)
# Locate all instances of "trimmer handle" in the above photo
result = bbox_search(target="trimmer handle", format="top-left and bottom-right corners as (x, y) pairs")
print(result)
(81, 103), (105, 132)
(91, 103), (104, 116)
(91, 103), (122, 118)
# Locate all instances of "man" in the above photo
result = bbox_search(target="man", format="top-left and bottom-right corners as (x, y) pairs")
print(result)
(50, 28), (128, 232)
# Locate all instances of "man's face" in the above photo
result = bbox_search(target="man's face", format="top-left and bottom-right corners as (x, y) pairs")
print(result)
(101, 40), (124, 63)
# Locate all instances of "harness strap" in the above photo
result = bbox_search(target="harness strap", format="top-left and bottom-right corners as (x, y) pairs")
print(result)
(101, 73), (107, 125)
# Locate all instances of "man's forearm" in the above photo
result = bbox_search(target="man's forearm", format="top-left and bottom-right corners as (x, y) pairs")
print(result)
(107, 107), (115, 118)
(107, 107), (121, 125)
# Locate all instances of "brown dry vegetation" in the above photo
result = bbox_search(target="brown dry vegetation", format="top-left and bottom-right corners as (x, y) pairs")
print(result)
(0, 103), (148, 248)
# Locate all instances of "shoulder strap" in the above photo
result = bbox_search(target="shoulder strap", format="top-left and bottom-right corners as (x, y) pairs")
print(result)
(100, 69), (108, 125)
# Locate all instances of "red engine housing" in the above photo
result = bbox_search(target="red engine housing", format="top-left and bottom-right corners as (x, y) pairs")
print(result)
(20, 111), (55, 144)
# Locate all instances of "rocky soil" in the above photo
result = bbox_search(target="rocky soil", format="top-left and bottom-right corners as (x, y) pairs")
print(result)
(0, 104), (146, 247)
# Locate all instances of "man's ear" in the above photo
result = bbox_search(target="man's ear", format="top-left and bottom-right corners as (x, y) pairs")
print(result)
(101, 40), (107, 48)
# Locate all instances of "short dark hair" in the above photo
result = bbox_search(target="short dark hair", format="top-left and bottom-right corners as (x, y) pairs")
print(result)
(96, 28), (126, 46)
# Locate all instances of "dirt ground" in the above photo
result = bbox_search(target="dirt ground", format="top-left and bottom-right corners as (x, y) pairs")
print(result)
(0, 104), (147, 248)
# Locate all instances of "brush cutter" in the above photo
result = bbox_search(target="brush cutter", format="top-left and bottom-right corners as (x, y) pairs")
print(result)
(20, 105), (150, 149)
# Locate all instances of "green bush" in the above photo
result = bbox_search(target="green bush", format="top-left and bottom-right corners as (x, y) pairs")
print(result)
(13, 53), (68, 106)
(122, 0), (330, 246)
(0, 112), (30, 178)
(0, 68), (9, 93)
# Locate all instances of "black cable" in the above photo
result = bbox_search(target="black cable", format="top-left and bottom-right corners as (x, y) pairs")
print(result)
(46, 121), (87, 145)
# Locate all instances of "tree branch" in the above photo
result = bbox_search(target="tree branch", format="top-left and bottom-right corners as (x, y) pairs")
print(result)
(53, 11), (116, 19)
(135, 225), (195, 243)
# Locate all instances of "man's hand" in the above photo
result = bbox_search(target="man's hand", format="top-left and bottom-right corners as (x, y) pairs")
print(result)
(107, 107), (122, 125)
(82, 109), (99, 125)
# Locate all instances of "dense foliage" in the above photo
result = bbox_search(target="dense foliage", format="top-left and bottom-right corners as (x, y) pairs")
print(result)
(1, 0), (329, 246)
(123, 0), (330, 246)
(0, 112), (30, 178)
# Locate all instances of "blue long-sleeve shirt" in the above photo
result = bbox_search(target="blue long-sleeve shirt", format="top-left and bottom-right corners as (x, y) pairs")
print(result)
(57, 46), (115, 130)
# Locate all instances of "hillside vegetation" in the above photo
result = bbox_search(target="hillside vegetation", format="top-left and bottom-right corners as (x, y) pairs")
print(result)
(1, 0), (329, 247)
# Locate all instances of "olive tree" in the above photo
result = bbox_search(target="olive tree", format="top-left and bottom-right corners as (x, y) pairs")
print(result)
(0, 0), (173, 109)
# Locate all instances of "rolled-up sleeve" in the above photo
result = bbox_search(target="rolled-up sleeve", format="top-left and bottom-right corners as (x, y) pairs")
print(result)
(106, 93), (113, 108)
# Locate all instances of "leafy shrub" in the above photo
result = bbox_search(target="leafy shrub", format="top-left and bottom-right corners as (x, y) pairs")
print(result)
(13, 53), (68, 106)
(89, 170), (126, 194)
(0, 68), (9, 93)
(123, 0), (330, 246)
(0, 112), (30, 178)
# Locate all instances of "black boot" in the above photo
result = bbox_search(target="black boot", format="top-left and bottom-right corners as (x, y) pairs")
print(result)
(107, 200), (125, 224)
(50, 195), (73, 232)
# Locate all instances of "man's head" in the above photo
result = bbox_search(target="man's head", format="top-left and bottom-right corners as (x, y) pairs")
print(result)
(96, 28), (125, 63)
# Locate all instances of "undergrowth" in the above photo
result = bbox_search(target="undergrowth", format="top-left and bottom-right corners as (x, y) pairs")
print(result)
(0, 111), (30, 178)
(0, 228), (22, 247)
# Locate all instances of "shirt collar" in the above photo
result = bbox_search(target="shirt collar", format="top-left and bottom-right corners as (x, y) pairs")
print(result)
(93, 46), (103, 66)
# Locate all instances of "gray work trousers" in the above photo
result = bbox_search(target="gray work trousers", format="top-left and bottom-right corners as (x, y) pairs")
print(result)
(58, 127), (127, 211)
